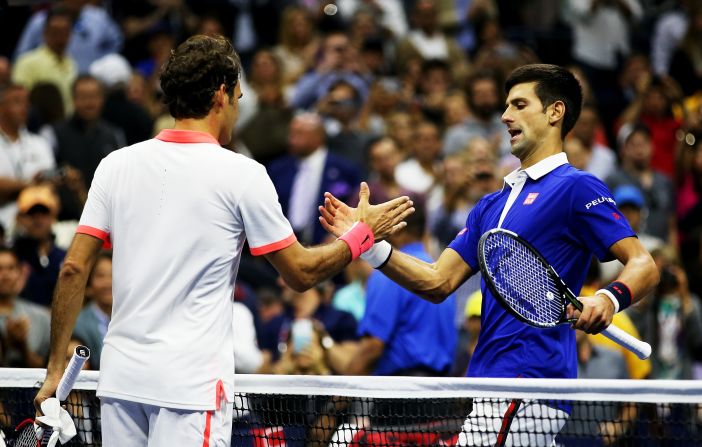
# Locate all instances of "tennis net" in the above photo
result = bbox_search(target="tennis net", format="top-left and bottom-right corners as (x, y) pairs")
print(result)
(1, 369), (701, 446)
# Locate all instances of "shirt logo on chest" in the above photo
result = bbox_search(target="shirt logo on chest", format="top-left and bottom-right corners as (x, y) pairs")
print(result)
(523, 192), (540, 205)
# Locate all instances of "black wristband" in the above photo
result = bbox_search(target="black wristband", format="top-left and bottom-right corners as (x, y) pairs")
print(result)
(604, 281), (633, 311)
(376, 247), (393, 270)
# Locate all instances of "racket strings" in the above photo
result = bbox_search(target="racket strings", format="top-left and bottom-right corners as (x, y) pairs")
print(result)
(10, 424), (39, 447)
(483, 234), (563, 327)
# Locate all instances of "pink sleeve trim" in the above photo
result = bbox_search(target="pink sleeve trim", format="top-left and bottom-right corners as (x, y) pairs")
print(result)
(249, 233), (297, 256)
(76, 225), (113, 249)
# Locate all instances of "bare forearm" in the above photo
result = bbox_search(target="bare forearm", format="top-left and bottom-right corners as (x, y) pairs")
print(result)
(46, 262), (90, 377)
(379, 250), (456, 303)
(618, 98), (643, 125)
(616, 253), (659, 306)
(267, 240), (352, 292)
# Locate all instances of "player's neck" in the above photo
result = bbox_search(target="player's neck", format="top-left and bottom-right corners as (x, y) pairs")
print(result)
(520, 139), (563, 170)
(173, 117), (222, 143)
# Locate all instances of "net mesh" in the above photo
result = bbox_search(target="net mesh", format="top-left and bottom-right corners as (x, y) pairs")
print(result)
(1, 372), (701, 447)
(480, 230), (564, 327)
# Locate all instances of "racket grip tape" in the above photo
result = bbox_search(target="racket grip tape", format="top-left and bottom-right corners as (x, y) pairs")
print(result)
(56, 345), (90, 401)
(601, 324), (651, 360)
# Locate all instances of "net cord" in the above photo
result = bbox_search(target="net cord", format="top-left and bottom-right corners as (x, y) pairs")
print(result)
(1, 370), (701, 403)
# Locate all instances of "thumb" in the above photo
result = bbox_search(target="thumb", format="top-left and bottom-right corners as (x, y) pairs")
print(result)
(358, 182), (370, 204)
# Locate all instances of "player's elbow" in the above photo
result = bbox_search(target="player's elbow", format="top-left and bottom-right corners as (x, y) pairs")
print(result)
(59, 258), (88, 281)
(420, 281), (454, 304)
(283, 273), (316, 293)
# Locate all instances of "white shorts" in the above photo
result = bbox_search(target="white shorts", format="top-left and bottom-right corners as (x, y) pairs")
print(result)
(101, 397), (233, 447)
(456, 398), (568, 447)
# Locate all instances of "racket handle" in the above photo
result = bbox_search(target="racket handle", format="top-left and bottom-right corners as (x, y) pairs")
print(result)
(601, 324), (651, 360)
(56, 345), (90, 401)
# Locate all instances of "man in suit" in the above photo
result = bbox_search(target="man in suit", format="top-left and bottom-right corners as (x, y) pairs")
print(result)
(268, 113), (360, 244)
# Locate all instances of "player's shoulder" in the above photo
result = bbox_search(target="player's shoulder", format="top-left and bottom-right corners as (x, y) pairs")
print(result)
(557, 164), (609, 190)
(474, 189), (504, 211)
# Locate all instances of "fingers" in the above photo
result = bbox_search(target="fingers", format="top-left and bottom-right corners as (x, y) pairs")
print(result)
(358, 182), (370, 206)
(319, 203), (335, 224)
(571, 297), (612, 334)
(318, 215), (342, 237)
(381, 195), (411, 211)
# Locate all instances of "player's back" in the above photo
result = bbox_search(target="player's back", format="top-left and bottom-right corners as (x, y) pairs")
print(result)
(88, 133), (268, 409)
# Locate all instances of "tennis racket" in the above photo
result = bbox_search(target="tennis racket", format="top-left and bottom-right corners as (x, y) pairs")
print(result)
(478, 228), (651, 360)
(6, 345), (90, 447)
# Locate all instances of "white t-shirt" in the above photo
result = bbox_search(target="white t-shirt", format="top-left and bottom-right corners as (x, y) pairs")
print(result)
(77, 129), (295, 410)
(0, 129), (55, 230)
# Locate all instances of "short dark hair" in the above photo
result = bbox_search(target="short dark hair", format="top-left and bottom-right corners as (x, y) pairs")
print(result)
(504, 64), (583, 139)
(403, 196), (427, 239)
(72, 74), (103, 95)
(160, 35), (241, 119)
(44, 6), (73, 30)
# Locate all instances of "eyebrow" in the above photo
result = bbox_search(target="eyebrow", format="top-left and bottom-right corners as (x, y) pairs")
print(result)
(505, 97), (528, 108)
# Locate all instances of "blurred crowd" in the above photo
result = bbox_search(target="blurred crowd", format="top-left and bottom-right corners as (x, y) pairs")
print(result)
(0, 0), (701, 398)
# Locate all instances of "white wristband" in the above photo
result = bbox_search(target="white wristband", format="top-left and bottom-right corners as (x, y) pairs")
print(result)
(596, 288), (620, 314)
(359, 240), (392, 268)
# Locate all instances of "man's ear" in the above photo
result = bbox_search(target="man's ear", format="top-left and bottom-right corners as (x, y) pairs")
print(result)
(548, 100), (566, 126)
(213, 84), (228, 109)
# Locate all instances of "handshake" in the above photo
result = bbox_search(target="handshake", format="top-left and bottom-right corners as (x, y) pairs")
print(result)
(317, 182), (414, 267)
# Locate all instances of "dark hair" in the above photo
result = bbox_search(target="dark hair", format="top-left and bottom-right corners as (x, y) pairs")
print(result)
(44, 6), (73, 30)
(403, 196), (427, 239)
(160, 35), (241, 119)
(326, 79), (362, 109)
(625, 122), (652, 144)
(504, 64), (583, 139)
(72, 74), (103, 95)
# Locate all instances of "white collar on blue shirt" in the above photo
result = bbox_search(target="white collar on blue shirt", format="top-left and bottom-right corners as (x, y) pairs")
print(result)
(502, 152), (569, 189)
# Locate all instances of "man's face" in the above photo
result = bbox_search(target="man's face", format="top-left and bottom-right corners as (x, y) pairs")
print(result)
(325, 84), (358, 124)
(17, 206), (55, 240)
(73, 79), (104, 122)
(619, 204), (642, 232)
(44, 15), (72, 55)
(572, 108), (598, 146)
(288, 116), (323, 157)
(0, 87), (29, 129)
(502, 82), (550, 161)
(623, 131), (652, 170)
(413, 123), (441, 162)
(470, 78), (499, 120)
(369, 139), (402, 180)
(0, 253), (20, 298)
(87, 258), (112, 308)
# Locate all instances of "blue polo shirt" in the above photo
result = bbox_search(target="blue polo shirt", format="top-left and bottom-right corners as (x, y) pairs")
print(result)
(448, 153), (635, 380)
(359, 242), (457, 376)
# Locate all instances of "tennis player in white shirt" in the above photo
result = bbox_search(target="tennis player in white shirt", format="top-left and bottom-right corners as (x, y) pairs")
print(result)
(34, 35), (413, 447)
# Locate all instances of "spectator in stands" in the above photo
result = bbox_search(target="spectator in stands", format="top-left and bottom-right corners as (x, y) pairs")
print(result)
(0, 247), (50, 368)
(73, 251), (112, 370)
(443, 70), (511, 158)
(452, 289), (482, 377)
(396, 121), (442, 194)
(668, 3), (702, 98)
(569, 104), (617, 181)
(318, 79), (372, 171)
(628, 247), (702, 380)
(337, 0), (408, 40)
(566, 0), (643, 106)
(290, 31), (368, 110)
(607, 123), (675, 243)
(89, 54), (153, 146)
(326, 201), (456, 377)
(256, 287), (284, 329)
(395, 0), (468, 81)
(0, 56), (10, 87)
(238, 49), (293, 166)
(414, 59), (453, 126)
(14, 0), (122, 74)
(352, 137), (413, 206)
(600, 185), (664, 282)
(268, 113), (360, 244)
(331, 259), (372, 323)
(677, 129), (702, 298)
(13, 185), (66, 308)
(0, 84), (56, 234)
(232, 301), (263, 374)
(617, 75), (684, 178)
(259, 279), (357, 366)
(651, 0), (695, 76)
(12, 7), (77, 115)
(273, 6), (319, 89)
(50, 75), (124, 220)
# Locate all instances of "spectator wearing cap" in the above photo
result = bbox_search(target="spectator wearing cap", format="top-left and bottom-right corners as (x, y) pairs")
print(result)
(600, 184), (664, 283)
(606, 123), (675, 243)
(12, 185), (66, 308)
(0, 247), (50, 367)
(11, 7), (78, 115)
(89, 54), (152, 145)
(0, 84), (56, 234)
(452, 289), (482, 376)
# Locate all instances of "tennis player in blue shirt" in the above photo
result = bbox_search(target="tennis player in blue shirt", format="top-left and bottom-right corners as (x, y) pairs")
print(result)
(319, 64), (659, 446)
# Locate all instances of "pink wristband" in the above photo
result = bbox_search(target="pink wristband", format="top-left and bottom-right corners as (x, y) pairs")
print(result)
(338, 222), (375, 260)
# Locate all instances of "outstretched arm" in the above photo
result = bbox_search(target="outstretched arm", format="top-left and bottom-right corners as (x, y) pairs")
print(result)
(319, 192), (473, 302)
(266, 183), (414, 291)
